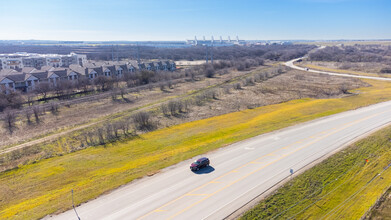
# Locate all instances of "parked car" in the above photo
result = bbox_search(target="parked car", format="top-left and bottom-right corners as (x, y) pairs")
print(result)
(190, 157), (210, 171)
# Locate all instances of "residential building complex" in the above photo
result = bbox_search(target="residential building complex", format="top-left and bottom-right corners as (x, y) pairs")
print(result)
(0, 59), (176, 93)
(0, 52), (87, 70)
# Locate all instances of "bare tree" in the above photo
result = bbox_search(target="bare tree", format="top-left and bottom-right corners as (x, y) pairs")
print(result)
(161, 103), (170, 116)
(25, 110), (32, 125)
(77, 77), (91, 92)
(32, 106), (41, 123)
(3, 109), (18, 134)
(34, 82), (52, 100)
(168, 100), (179, 116)
(50, 103), (59, 115)
(97, 128), (105, 144)
(120, 87), (127, 99)
(94, 76), (113, 91)
(26, 92), (35, 106)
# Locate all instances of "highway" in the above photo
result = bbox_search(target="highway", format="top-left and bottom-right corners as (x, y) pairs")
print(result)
(49, 99), (391, 220)
(49, 59), (391, 220)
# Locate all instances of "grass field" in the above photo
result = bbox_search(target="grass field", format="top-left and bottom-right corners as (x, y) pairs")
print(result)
(2, 79), (391, 219)
(240, 121), (391, 220)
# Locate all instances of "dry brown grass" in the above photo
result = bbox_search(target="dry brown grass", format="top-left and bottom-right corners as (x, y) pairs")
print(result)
(0, 66), (365, 172)
(363, 188), (391, 219)
(303, 61), (391, 76)
(0, 66), (265, 150)
(158, 70), (367, 128)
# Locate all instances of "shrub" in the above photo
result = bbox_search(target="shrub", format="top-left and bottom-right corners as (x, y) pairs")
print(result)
(233, 83), (242, 90)
(380, 67), (391, 74)
(132, 111), (156, 131)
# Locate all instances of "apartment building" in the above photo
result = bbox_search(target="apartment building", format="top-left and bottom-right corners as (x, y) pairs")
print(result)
(0, 52), (87, 70)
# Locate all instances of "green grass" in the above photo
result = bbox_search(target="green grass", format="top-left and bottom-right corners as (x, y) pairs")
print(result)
(2, 79), (391, 219)
(241, 123), (391, 220)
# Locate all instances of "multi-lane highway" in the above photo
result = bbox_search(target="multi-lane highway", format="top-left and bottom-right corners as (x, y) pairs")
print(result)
(49, 60), (391, 220)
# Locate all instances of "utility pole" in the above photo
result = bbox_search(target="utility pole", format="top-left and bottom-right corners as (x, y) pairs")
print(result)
(116, 45), (119, 62)
(111, 45), (114, 62)
(71, 189), (81, 220)
(136, 43), (140, 64)
(211, 42), (214, 64)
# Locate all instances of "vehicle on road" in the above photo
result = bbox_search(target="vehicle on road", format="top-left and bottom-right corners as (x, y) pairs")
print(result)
(190, 157), (210, 171)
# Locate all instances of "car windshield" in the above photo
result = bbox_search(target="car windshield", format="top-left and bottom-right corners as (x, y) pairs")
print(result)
(193, 161), (200, 164)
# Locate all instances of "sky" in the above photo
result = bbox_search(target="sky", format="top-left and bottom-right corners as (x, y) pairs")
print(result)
(0, 0), (390, 41)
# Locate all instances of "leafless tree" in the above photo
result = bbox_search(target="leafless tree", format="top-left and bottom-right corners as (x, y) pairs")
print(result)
(50, 103), (59, 115)
(111, 88), (119, 101)
(26, 92), (35, 106)
(132, 111), (156, 131)
(77, 77), (91, 92)
(340, 84), (349, 94)
(34, 82), (52, 100)
(105, 124), (114, 140)
(94, 76), (113, 91)
(3, 109), (18, 134)
(25, 110), (32, 125)
(120, 87), (127, 99)
(32, 106), (41, 123)
(97, 128), (105, 144)
(161, 103), (170, 116)
(168, 100), (179, 116)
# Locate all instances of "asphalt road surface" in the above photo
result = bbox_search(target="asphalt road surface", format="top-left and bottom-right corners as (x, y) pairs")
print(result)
(285, 57), (391, 81)
(49, 99), (391, 220)
(50, 58), (391, 219)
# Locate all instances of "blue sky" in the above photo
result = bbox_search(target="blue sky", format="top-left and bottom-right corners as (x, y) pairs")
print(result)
(0, 0), (389, 41)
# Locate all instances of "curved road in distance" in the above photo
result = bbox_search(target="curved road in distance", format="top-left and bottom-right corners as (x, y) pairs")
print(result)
(49, 61), (391, 220)
(285, 57), (391, 81)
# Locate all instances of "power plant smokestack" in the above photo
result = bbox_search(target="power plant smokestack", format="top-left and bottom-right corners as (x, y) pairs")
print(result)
(205, 45), (208, 64)
(220, 36), (223, 43)
(194, 36), (198, 46)
(211, 44), (213, 64)
(236, 36), (239, 42)
(211, 36), (214, 44)
(228, 36), (231, 43)
(203, 36), (206, 41)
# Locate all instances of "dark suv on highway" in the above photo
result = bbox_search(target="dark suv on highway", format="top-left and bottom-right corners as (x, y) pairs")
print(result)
(190, 157), (210, 171)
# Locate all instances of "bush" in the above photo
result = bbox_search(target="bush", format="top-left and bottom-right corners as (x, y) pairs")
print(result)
(380, 67), (391, 74)
(233, 83), (242, 90)
(132, 111), (156, 131)
(205, 66), (215, 78)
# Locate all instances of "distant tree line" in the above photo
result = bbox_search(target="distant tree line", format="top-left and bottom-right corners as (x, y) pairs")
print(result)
(309, 45), (391, 63)
(0, 44), (316, 61)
